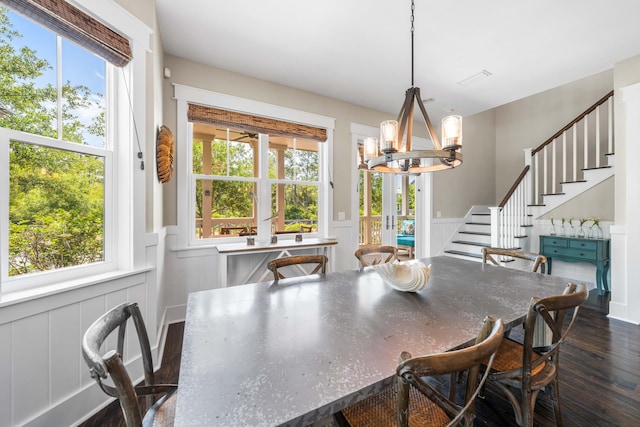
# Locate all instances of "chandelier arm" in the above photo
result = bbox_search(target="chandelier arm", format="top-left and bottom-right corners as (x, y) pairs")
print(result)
(396, 89), (414, 153)
(405, 92), (415, 152)
(414, 88), (442, 150)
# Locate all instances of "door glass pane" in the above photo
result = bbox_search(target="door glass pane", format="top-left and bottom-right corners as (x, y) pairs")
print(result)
(395, 175), (416, 259)
(358, 169), (383, 245)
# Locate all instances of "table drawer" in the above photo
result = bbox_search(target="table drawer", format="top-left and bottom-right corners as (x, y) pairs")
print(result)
(545, 246), (595, 260)
(569, 239), (597, 251)
(541, 237), (568, 248)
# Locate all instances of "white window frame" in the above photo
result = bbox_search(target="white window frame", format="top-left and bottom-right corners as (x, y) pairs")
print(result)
(0, 0), (150, 298)
(174, 85), (335, 249)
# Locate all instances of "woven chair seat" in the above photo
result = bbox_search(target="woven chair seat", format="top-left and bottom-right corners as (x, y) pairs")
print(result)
(340, 382), (451, 427)
(145, 391), (177, 427)
(491, 338), (546, 377)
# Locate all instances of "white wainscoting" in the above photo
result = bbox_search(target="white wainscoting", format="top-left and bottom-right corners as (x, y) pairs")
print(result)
(432, 218), (463, 255)
(0, 238), (161, 427)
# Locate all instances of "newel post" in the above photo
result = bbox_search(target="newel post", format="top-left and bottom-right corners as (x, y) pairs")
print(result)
(489, 206), (500, 248)
(523, 148), (533, 206)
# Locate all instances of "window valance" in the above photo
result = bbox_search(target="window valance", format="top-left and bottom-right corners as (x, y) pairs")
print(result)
(1, 0), (132, 66)
(188, 103), (327, 142)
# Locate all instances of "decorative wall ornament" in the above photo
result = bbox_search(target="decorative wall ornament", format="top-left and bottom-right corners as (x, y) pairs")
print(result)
(156, 125), (174, 183)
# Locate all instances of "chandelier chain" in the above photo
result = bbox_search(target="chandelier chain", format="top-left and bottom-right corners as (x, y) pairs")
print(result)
(410, 0), (415, 87)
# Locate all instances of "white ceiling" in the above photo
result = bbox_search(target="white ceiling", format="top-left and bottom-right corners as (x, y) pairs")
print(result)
(156, 0), (640, 122)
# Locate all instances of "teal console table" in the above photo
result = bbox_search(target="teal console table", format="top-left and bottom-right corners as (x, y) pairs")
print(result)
(539, 235), (610, 295)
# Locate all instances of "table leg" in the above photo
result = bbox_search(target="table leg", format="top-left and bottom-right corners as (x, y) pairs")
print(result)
(596, 264), (604, 295)
(602, 261), (610, 293)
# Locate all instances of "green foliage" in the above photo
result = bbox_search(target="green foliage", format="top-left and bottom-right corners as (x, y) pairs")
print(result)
(193, 136), (319, 227)
(1, 7), (106, 276)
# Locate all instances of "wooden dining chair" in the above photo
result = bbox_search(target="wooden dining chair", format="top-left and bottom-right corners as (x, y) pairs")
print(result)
(482, 247), (547, 273)
(82, 302), (177, 427)
(483, 282), (587, 427)
(336, 316), (504, 427)
(354, 244), (398, 268)
(266, 254), (328, 280)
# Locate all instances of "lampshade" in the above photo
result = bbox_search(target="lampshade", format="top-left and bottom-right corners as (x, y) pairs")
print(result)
(442, 115), (462, 149)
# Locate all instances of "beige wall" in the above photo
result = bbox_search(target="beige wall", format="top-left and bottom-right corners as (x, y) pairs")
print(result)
(542, 177), (614, 221)
(433, 108), (496, 217)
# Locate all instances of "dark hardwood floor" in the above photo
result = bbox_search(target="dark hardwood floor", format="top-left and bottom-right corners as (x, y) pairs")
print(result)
(80, 290), (639, 426)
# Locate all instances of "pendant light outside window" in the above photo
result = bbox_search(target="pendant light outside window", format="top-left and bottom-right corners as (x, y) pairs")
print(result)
(363, 0), (463, 174)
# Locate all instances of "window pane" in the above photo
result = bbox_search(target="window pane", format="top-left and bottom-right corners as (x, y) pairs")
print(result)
(9, 141), (105, 276)
(61, 39), (106, 147)
(271, 183), (318, 233)
(1, 9), (58, 137)
(192, 124), (255, 178)
(269, 137), (318, 181)
(0, 9), (106, 146)
(195, 179), (256, 238)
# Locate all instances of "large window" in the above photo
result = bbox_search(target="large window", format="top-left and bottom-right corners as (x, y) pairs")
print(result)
(0, 2), (138, 292)
(176, 88), (334, 247)
(190, 124), (322, 239)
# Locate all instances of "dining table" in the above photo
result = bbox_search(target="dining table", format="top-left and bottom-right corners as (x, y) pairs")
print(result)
(173, 255), (576, 427)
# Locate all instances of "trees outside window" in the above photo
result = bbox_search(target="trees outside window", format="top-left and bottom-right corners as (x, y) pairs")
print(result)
(191, 124), (322, 239)
(0, 6), (110, 280)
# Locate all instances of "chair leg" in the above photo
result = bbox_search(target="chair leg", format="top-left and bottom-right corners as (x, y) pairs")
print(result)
(549, 379), (564, 427)
(522, 389), (542, 427)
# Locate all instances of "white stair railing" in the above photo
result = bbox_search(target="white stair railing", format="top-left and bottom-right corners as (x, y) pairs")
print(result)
(490, 91), (614, 250)
(530, 91), (614, 205)
(490, 166), (530, 250)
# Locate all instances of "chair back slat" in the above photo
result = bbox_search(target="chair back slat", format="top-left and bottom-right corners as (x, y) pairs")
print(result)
(482, 247), (547, 273)
(355, 245), (398, 268)
(267, 255), (328, 280)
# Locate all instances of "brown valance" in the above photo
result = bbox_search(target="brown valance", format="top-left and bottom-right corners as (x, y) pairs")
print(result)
(1, 0), (132, 67)
(188, 103), (327, 142)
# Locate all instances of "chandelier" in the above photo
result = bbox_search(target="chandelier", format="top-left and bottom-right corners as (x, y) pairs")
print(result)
(362, 0), (463, 174)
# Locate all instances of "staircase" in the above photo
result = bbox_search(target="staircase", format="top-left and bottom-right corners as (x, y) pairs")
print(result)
(443, 206), (491, 260)
(442, 91), (615, 263)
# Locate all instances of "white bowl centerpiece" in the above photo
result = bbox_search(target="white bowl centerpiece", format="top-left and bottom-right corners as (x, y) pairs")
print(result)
(373, 261), (431, 292)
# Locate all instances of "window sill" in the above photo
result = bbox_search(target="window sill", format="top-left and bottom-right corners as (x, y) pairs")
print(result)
(0, 267), (153, 324)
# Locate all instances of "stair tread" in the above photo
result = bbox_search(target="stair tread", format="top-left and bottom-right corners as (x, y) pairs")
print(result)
(465, 222), (490, 225)
(472, 213), (490, 216)
(542, 192), (566, 196)
(605, 152), (615, 156)
(582, 165), (612, 171)
(451, 240), (491, 247)
(459, 231), (491, 236)
(528, 204), (545, 207)
(559, 180), (587, 184)
(445, 250), (482, 259)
